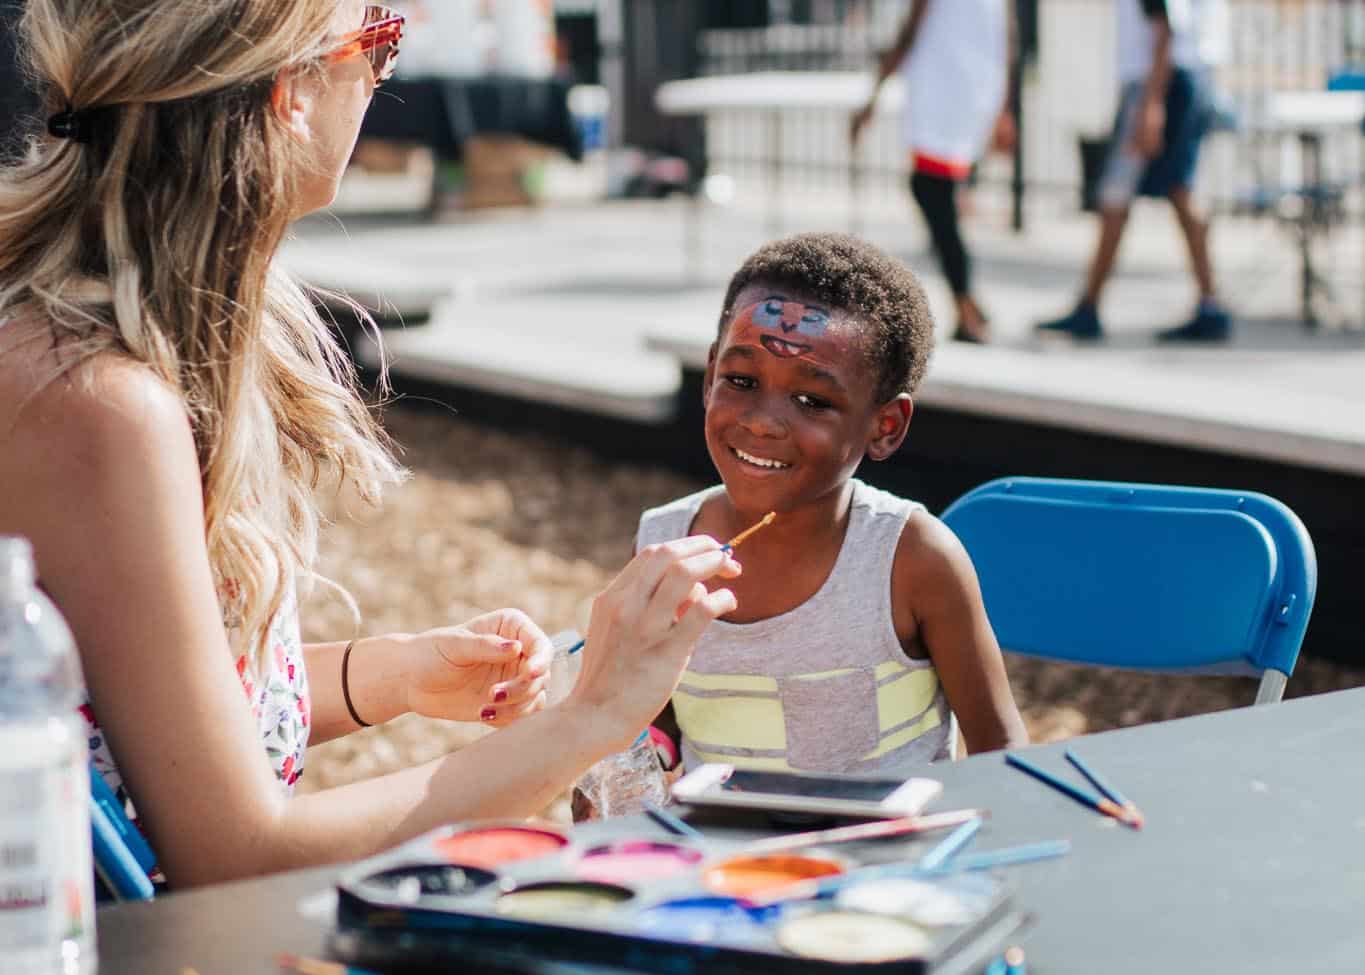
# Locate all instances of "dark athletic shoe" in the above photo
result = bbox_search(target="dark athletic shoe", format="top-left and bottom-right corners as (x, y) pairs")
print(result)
(1157, 303), (1232, 343)
(1036, 302), (1103, 340)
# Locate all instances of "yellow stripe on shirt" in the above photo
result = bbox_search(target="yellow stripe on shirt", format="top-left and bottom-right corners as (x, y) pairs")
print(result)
(673, 687), (788, 753)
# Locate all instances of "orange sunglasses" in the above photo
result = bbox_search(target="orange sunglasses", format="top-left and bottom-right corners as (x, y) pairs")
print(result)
(326, 5), (405, 87)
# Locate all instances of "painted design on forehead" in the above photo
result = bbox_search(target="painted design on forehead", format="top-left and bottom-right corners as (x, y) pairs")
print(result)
(738, 295), (832, 358)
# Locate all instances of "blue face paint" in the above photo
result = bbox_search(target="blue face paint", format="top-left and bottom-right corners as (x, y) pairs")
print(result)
(739, 296), (833, 358)
(749, 296), (831, 338)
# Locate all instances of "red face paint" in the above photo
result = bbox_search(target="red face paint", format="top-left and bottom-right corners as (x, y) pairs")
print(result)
(433, 825), (569, 869)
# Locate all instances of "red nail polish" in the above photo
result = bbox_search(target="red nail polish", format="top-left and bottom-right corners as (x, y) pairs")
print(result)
(481, 707), (497, 722)
(493, 688), (508, 704)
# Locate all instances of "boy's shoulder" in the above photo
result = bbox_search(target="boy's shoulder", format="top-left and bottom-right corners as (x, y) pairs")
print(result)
(637, 484), (727, 544)
(890, 497), (981, 606)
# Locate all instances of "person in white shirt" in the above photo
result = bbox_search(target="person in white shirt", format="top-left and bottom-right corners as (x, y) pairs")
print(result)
(1038, 0), (1232, 343)
(851, 0), (1014, 344)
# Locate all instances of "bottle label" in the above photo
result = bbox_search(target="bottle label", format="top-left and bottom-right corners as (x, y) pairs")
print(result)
(0, 730), (93, 960)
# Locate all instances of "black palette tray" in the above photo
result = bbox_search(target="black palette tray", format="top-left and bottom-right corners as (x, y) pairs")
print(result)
(329, 822), (1025, 975)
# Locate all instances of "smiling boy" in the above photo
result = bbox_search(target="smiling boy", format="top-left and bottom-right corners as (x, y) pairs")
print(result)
(639, 233), (1026, 775)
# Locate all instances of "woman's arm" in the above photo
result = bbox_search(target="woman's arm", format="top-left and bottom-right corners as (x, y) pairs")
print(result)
(305, 614), (553, 745)
(0, 355), (739, 889)
(894, 514), (1028, 756)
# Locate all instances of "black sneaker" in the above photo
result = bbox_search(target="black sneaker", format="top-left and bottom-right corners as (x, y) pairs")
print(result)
(1036, 302), (1103, 340)
(1158, 303), (1232, 343)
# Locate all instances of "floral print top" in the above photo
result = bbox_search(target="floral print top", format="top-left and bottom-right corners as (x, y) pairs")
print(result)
(81, 578), (311, 834)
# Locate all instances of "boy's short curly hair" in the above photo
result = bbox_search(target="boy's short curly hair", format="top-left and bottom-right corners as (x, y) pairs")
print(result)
(717, 232), (935, 400)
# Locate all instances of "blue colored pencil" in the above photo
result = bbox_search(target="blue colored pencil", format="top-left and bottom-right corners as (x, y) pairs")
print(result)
(1005, 753), (1139, 829)
(924, 840), (1072, 874)
(914, 816), (982, 872)
(1065, 748), (1144, 828)
(759, 835), (1067, 905)
(644, 802), (705, 839)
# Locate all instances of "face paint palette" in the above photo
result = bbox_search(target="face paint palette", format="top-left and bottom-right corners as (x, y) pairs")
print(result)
(329, 821), (1024, 974)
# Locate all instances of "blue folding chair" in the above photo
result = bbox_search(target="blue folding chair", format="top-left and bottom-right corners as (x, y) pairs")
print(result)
(940, 478), (1317, 705)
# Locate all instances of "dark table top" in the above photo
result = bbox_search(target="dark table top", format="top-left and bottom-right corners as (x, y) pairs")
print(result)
(359, 74), (582, 162)
(97, 687), (1365, 975)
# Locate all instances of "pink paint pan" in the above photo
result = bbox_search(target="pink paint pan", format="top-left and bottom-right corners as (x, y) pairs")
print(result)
(576, 840), (705, 886)
(432, 822), (569, 870)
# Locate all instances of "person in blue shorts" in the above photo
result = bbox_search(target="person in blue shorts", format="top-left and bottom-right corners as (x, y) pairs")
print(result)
(1038, 0), (1231, 343)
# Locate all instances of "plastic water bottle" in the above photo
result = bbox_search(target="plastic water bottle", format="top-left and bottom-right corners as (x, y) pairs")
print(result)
(0, 537), (95, 974)
(583, 729), (670, 820)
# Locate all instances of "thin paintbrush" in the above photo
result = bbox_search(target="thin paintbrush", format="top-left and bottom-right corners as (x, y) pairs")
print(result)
(644, 802), (705, 840)
(742, 808), (985, 855)
(721, 511), (776, 552)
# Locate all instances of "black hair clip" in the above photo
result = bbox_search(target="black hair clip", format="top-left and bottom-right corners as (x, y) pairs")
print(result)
(47, 104), (91, 144)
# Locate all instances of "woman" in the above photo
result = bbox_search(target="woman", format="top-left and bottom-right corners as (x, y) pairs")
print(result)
(0, 0), (740, 889)
(850, 0), (1014, 344)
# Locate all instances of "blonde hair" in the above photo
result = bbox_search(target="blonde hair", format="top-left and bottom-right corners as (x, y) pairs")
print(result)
(0, 1), (404, 670)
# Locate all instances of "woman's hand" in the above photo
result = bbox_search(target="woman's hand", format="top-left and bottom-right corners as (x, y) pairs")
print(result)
(405, 609), (553, 727)
(566, 536), (742, 752)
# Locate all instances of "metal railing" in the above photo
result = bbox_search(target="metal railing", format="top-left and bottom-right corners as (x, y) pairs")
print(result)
(691, 0), (1365, 213)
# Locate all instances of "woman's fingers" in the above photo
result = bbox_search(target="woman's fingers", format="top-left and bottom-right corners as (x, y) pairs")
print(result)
(484, 688), (549, 728)
(639, 547), (740, 640)
(488, 669), (549, 708)
(434, 628), (522, 667)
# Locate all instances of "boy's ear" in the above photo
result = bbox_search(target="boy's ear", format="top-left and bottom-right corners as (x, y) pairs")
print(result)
(866, 394), (913, 461)
(702, 341), (719, 410)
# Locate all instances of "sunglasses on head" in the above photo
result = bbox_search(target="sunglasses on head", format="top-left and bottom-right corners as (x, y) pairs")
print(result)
(326, 4), (405, 87)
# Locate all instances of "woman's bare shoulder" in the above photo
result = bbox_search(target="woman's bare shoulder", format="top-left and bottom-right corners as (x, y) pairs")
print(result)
(0, 328), (195, 511)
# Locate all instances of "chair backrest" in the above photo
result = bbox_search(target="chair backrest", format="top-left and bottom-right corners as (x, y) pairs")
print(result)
(940, 477), (1317, 704)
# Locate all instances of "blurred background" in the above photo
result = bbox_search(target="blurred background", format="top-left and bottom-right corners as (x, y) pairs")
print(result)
(5, 0), (1364, 800)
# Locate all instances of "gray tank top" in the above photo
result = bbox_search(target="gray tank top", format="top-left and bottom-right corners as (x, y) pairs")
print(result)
(637, 479), (957, 777)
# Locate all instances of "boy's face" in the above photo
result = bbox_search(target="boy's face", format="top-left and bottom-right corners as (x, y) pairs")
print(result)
(703, 283), (911, 516)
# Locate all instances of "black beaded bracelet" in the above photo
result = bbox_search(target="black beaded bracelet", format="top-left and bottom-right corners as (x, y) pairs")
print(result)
(341, 639), (372, 728)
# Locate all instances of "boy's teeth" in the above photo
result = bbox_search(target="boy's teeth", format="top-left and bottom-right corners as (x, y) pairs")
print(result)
(734, 447), (790, 469)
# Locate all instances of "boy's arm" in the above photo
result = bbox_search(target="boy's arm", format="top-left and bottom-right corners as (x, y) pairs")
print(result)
(1135, 0), (1174, 158)
(896, 515), (1028, 755)
(851, 0), (930, 144)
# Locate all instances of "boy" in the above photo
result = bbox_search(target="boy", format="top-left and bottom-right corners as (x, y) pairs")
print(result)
(640, 233), (1027, 776)
(1037, 0), (1231, 342)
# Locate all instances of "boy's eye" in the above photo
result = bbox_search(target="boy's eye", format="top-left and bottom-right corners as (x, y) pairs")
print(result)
(723, 374), (756, 390)
(795, 393), (831, 411)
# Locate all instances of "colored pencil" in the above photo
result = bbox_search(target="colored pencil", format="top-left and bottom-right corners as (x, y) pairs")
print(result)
(1066, 748), (1144, 829)
(751, 835), (1067, 906)
(743, 807), (985, 855)
(721, 511), (776, 551)
(1004, 945), (1029, 975)
(644, 802), (705, 839)
(1005, 753), (1139, 829)
(921, 839), (1071, 874)
(913, 817), (982, 872)
(277, 954), (380, 975)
